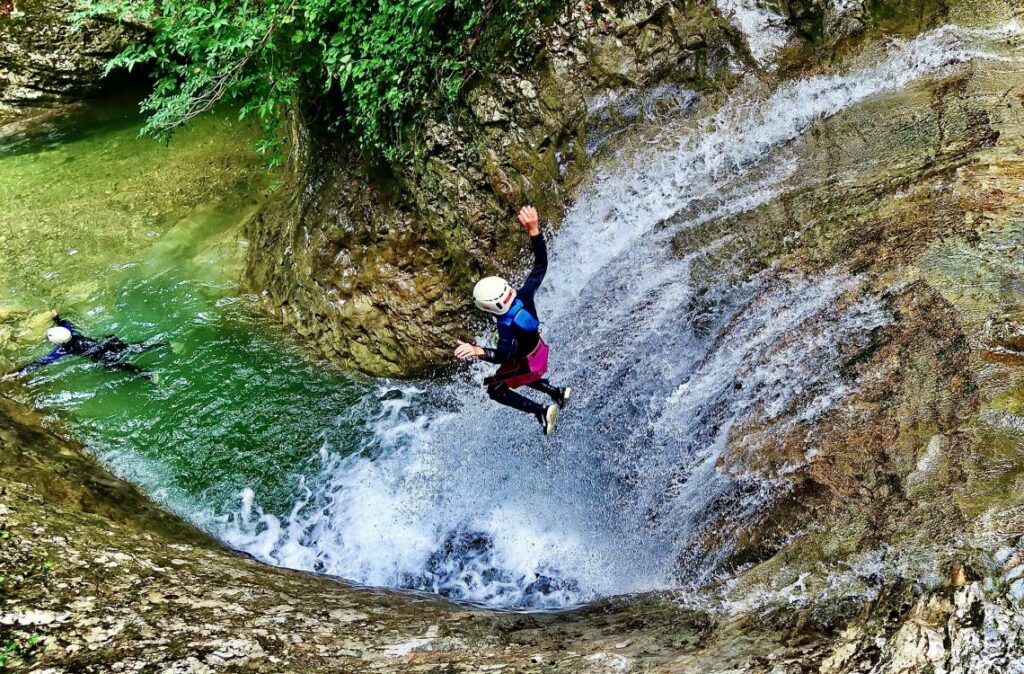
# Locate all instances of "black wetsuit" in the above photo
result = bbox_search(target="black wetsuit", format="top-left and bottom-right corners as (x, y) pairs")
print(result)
(13, 315), (156, 379)
(482, 233), (562, 417)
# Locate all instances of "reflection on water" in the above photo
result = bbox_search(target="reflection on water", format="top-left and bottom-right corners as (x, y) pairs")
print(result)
(0, 91), (269, 325)
(0, 94), (371, 521)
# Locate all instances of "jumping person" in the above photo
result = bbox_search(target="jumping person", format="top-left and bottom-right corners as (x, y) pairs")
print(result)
(2, 311), (161, 382)
(454, 205), (570, 435)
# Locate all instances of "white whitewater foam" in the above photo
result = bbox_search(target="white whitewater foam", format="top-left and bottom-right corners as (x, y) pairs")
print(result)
(544, 23), (1019, 305)
(206, 24), (1019, 608)
(716, 0), (793, 64)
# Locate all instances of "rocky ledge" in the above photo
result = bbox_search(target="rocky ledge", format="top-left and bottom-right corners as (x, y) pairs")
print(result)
(2, 394), (1022, 673)
(0, 0), (145, 121)
(243, 0), (742, 377)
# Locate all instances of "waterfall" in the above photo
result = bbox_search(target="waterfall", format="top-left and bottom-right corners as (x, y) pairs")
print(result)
(211, 24), (1019, 609)
(715, 0), (793, 64)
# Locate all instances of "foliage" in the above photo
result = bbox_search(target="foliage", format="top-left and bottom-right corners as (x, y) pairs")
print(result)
(0, 635), (41, 668)
(78, 0), (559, 163)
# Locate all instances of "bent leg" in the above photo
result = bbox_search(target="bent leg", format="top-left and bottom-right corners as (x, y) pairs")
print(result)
(487, 383), (545, 416)
(527, 378), (564, 402)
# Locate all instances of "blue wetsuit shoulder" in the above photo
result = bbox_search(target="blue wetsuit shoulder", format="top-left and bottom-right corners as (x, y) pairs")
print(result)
(17, 346), (68, 375)
(12, 316), (80, 375)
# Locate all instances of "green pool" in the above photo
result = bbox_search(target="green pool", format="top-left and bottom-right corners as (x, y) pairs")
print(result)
(0, 94), (372, 519)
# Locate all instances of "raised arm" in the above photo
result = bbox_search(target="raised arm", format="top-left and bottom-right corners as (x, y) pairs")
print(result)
(516, 206), (547, 303)
(451, 206), (547, 364)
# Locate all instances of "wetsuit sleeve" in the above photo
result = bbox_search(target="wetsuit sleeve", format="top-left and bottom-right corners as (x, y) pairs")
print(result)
(516, 233), (548, 304)
(14, 348), (66, 376)
(480, 324), (518, 364)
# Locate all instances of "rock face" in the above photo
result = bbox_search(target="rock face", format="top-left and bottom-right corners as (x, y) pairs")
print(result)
(6, 0), (1024, 671)
(243, 0), (741, 376)
(775, 0), (1018, 60)
(0, 0), (144, 120)
(240, 0), (1008, 378)
(3, 393), (1023, 673)
(641, 12), (1024, 635)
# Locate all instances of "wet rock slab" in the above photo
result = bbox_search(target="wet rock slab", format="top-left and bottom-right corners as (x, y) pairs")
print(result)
(2, 388), (1024, 672)
(0, 0), (145, 120)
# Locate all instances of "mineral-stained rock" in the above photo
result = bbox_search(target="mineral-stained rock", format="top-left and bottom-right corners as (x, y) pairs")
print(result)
(3, 393), (1024, 673)
(984, 311), (1024, 364)
(243, 0), (739, 376)
(0, 0), (145, 120)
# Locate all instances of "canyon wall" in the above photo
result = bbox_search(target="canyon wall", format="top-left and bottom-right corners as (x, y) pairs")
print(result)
(243, 0), (741, 376)
(0, 0), (144, 121)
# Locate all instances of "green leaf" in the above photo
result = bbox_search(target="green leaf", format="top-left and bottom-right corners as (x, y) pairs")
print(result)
(76, 0), (559, 160)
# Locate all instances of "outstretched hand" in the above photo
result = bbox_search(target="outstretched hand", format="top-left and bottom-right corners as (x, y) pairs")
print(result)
(1, 372), (19, 382)
(518, 205), (540, 237)
(454, 341), (484, 360)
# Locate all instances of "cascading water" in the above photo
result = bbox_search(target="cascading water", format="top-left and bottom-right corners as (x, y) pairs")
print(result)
(209, 24), (1023, 609)
(715, 0), (793, 64)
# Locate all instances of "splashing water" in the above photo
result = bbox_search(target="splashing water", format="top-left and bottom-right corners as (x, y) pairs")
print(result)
(545, 23), (1018, 303)
(4, 24), (1018, 611)
(205, 24), (1020, 608)
(715, 0), (793, 64)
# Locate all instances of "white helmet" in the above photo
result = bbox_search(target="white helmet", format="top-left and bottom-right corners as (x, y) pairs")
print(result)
(45, 326), (72, 345)
(473, 277), (516, 315)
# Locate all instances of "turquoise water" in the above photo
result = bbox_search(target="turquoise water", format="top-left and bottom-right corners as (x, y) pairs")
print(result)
(28, 225), (373, 515)
(0, 96), (372, 518)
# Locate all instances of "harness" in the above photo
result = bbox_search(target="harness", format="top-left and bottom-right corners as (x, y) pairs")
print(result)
(497, 299), (539, 332)
(487, 299), (548, 389)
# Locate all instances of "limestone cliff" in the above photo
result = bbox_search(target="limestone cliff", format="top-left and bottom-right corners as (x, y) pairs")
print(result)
(580, 9), (1024, 594)
(240, 0), (1011, 378)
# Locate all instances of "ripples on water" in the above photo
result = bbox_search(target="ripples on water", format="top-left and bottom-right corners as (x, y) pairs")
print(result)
(2, 23), (1022, 610)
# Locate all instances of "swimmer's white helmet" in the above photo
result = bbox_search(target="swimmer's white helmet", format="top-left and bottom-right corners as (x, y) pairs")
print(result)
(473, 277), (516, 315)
(45, 326), (72, 345)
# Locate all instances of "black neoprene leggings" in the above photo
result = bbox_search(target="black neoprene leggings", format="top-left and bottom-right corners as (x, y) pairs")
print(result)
(487, 379), (561, 416)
